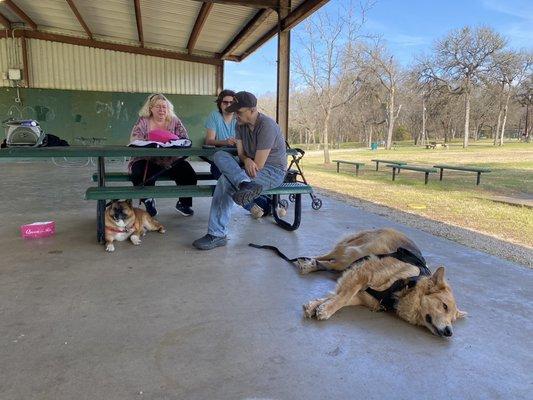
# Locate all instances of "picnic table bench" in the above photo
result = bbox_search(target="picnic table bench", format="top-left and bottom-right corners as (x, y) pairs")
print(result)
(386, 164), (438, 185)
(433, 164), (491, 185)
(332, 159), (365, 175)
(426, 141), (449, 149)
(371, 159), (407, 171)
(0, 146), (313, 243)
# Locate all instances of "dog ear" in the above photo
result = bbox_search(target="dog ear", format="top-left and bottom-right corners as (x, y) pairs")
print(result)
(125, 199), (133, 207)
(455, 309), (467, 319)
(430, 266), (446, 287)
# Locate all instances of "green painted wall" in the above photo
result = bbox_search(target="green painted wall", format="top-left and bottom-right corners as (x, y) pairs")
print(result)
(0, 88), (216, 146)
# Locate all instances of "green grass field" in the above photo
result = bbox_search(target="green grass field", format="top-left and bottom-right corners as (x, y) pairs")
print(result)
(296, 141), (533, 247)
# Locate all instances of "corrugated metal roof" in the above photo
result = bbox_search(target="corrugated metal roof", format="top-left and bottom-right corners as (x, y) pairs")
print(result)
(0, 0), (317, 61)
(196, 3), (257, 54)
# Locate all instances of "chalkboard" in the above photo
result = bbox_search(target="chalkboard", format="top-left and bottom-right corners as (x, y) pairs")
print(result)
(0, 88), (216, 146)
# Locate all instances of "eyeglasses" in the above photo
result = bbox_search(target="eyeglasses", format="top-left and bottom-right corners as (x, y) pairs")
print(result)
(221, 101), (234, 105)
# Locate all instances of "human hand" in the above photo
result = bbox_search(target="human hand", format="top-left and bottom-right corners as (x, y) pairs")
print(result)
(244, 158), (258, 178)
(226, 137), (237, 146)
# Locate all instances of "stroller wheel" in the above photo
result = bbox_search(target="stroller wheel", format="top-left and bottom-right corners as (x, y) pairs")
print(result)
(278, 199), (289, 209)
(289, 194), (296, 203)
(311, 198), (323, 210)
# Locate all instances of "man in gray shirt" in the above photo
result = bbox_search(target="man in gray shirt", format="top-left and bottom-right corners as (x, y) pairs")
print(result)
(193, 91), (287, 250)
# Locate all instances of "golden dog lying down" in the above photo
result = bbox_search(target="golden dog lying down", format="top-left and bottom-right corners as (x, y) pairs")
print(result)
(253, 228), (466, 337)
(298, 228), (466, 337)
(105, 200), (165, 252)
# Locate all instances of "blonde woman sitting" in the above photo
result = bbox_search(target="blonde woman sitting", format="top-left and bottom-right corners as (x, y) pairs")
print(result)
(129, 93), (197, 217)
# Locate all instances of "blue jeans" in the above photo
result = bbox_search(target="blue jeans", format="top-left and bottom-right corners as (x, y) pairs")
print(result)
(207, 151), (286, 237)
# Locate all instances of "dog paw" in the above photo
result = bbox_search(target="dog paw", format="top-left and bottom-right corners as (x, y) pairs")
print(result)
(315, 303), (333, 320)
(297, 258), (317, 274)
(303, 298), (325, 318)
(303, 303), (317, 318)
(105, 243), (115, 252)
(159, 228), (166, 234)
(130, 235), (141, 245)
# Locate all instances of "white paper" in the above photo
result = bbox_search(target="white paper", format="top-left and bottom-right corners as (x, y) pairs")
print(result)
(128, 139), (192, 148)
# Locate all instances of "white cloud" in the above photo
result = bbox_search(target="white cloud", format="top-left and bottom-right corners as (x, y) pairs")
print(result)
(481, 0), (533, 20)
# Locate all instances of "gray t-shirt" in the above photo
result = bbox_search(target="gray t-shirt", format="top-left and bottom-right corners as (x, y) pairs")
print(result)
(235, 113), (287, 171)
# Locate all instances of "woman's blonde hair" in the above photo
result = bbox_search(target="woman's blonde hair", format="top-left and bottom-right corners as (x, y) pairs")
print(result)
(138, 93), (177, 122)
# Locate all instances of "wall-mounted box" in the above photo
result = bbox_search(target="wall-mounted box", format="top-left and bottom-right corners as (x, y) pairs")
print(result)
(8, 69), (22, 80)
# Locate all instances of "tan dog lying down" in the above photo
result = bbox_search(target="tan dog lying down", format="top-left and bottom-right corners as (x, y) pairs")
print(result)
(253, 228), (466, 337)
(105, 200), (165, 252)
(298, 228), (467, 337)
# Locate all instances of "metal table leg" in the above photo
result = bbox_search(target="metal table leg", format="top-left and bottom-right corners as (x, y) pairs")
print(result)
(97, 156), (106, 244)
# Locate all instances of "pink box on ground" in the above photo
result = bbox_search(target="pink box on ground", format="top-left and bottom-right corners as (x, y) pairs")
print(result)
(20, 221), (55, 239)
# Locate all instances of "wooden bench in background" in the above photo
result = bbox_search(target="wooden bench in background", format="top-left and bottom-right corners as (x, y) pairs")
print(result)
(371, 159), (407, 171)
(332, 160), (365, 175)
(433, 164), (491, 185)
(386, 164), (437, 185)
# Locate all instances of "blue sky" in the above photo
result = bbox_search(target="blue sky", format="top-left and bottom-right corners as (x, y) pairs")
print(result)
(225, 0), (533, 96)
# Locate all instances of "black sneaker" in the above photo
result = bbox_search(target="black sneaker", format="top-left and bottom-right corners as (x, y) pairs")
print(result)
(192, 234), (227, 250)
(232, 181), (263, 206)
(175, 202), (194, 216)
(143, 198), (157, 217)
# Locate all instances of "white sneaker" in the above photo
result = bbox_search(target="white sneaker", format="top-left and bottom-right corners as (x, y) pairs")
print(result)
(250, 204), (265, 219)
(276, 206), (287, 218)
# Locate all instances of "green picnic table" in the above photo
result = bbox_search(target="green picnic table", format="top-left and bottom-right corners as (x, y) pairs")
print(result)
(0, 146), (312, 243)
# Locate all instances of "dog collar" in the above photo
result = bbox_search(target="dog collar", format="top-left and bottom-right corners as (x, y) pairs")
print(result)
(105, 225), (132, 233)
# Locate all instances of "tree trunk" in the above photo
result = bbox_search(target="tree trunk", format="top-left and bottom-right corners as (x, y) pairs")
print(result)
(421, 97), (427, 146)
(526, 104), (531, 143)
(323, 108), (331, 163)
(494, 109), (502, 145)
(369, 124), (373, 148)
(494, 83), (505, 145)
(499, 89), (512, 146)
(463, 91), (471, 148)
(386, 91), (395, 150)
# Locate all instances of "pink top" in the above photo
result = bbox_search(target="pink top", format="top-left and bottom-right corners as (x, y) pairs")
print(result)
(128, 116), (189, 170)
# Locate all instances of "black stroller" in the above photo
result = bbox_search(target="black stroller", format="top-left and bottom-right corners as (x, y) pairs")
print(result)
(280, 141), (322, 211)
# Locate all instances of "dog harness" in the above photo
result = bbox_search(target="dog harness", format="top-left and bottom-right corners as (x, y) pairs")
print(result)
(248, 243), (431, 311)
(361, 247), (431, 311)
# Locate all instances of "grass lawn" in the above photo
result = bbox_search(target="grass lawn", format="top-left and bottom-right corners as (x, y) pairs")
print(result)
(295, 141), (533, 248)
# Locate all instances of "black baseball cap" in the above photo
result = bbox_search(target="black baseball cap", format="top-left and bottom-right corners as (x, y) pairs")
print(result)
(226, 91), (257, 113)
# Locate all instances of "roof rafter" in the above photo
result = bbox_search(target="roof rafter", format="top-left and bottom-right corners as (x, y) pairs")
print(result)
(187, 2), (213, 54)
(3, 0), (37, 30)
(65, 0), (92, 39)
(133, 0), (144, 47)
(0, 13), (11, 29)
(221, 8), (273, 59)
(190, 0), (278, 9)
(238, 0), (330, 60)
(0, 30), (222, 66)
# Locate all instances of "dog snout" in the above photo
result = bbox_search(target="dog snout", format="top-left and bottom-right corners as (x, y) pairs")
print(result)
(442, 326), (453, 337)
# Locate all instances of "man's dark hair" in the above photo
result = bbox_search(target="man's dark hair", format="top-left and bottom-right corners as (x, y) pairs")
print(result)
(216, 89), (236, 114)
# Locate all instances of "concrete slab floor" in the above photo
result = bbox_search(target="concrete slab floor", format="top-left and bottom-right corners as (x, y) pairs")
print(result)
(0, 161), (531, 400)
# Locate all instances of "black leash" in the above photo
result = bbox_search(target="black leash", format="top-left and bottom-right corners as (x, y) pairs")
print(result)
(248, 243), (313, 264)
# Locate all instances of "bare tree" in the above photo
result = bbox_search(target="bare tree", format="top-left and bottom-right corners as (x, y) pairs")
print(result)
(418, 26), (506, 147)
(491, 51), (532, 145)
(356, 42), (402, 149)
(516, 73), (533, 141)
(292, 1), (371, 163)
